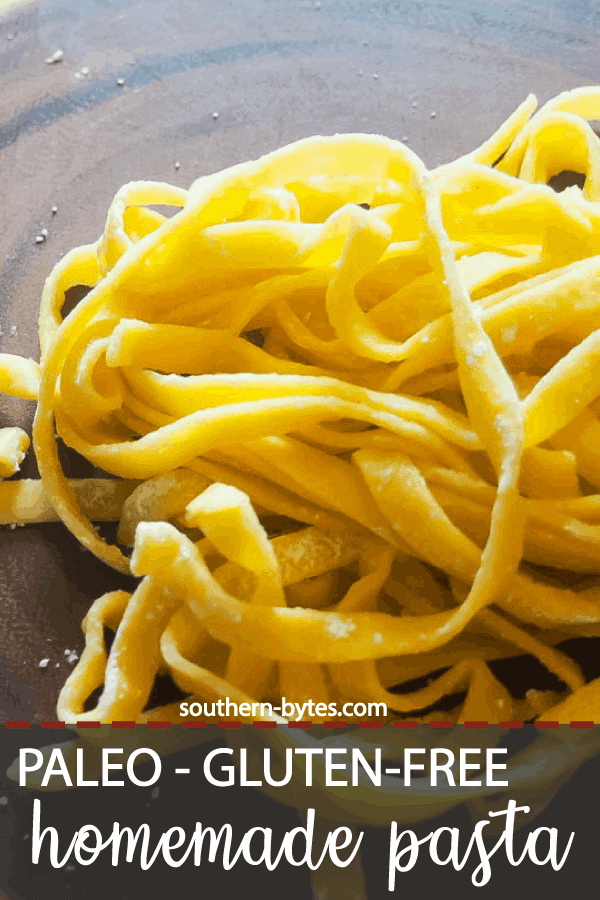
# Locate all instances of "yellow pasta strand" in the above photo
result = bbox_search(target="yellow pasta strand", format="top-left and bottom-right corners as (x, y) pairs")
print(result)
(0, 427), (29, 478)
(0, 355), (40, 400)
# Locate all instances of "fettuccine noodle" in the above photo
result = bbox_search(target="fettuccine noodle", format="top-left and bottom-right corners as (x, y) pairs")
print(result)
(4, 87), (600, 725)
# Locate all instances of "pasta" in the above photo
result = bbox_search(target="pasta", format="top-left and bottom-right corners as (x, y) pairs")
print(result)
(5, 86), (600, 725)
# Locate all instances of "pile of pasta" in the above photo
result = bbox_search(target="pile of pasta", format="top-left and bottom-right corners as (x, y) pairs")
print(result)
(4, 86), (600, 725)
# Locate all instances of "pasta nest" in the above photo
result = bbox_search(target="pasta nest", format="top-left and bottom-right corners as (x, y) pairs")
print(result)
(3, 86), (600, 730)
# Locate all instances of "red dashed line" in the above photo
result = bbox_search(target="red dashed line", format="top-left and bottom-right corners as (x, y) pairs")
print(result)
(6, 721), (30, 729)
(76, 721), (101, 729)
(394, 721), (419, 729)
(324, 721), (347, 728)
(182, 721), (207, 729)
(288, 721), (312, 729)
(111, 721), (135, 729)
(464, 721), (488, 729)
(146, 721), (171, 729)
(41, 721), (65, 729)
(535, 721), (559, 729)
(500, 721), (524, 728)
(429, 721), (454, 729)
(359, 721), (383, 729)
(570, 721), (594, 729)
(218, 721), (241, 729)
(253, 721), (277, 729)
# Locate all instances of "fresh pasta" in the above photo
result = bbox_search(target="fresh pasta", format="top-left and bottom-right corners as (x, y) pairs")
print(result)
(4, 86), (600, 724)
